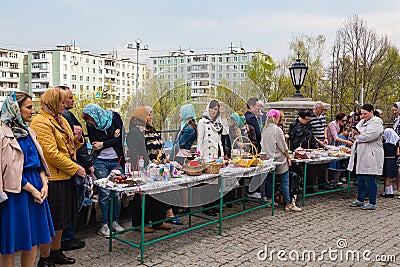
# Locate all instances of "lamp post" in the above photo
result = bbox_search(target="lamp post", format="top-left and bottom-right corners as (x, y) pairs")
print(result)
(289, 53), (308, 98)
(127, 39), (149, 109)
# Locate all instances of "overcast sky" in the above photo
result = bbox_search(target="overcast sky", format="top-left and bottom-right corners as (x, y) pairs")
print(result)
(1, 0), (399, 64)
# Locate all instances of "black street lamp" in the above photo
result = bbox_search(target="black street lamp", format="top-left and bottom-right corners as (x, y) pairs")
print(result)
(289, 53), (308, 98)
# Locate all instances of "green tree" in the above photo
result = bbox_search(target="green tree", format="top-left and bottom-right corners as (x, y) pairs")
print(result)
(245, 51), (275, 100)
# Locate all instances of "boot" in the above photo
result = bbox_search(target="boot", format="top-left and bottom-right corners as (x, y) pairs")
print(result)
(37, 256), (55, 267)
(50, 249), (76, 264)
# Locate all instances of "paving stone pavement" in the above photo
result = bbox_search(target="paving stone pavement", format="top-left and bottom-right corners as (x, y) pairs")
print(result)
(28, 186), (399, 266)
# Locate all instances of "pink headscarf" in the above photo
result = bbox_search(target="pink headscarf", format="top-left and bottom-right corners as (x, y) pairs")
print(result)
(267, 109), (280, 120)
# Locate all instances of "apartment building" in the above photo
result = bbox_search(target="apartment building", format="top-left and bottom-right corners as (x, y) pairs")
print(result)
(151, 48), (264, 102)
(0, 48), (24, 105)
(25, 45), (147, 108)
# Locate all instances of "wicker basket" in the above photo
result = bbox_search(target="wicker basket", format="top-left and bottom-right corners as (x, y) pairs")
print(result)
(231, 136), (258, 157)
(183, 157), (206, 176)
(204, 162), (223, 174)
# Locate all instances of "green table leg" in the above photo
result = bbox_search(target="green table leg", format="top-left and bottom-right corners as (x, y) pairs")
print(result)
(218, 176), (224, 235)
(271, 170), (276, 216)
(109, 190), (114, 252)
(140, 194), (146, 264)
(302, 163), (308, 207)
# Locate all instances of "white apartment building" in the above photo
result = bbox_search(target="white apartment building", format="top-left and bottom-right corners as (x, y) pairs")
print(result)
(26, 45), (147, 108)
(151, 48), (264, 102)
(0, 48), (24, 105)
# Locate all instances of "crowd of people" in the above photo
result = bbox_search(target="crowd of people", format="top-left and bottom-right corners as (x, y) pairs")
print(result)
(0, 87), (399, 266)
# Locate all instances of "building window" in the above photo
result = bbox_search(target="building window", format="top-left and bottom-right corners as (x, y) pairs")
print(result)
(72, 75), (76, 80)
(86, 77), (89, 82)
(63, 74), (67, 79)
(80, 76), (83, 81)
(226, 57), (230, 62)
(242, 56), (248, 61)
(233, 56), (238, 62)
(153, 59), (157, 65)
(241, 65), (246, 70)
(63, 55), (67, 61)
(218, 57), (222, 62)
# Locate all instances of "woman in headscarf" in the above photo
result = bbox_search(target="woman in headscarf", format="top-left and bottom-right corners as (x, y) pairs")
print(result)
(197, 100), (224, 216)
(170, 104), (197, 165)
(82, 104), (125, 238)
(391, 102), (400, 196)
(126, 106), (171, 233)
(0, 92), (54, 267)
(31, 88), (85, 266)
(260, 109), (302, 212)
(197, 99), (223, 159)
(229, 112), (257, 152)
(380, 128), (399, 198)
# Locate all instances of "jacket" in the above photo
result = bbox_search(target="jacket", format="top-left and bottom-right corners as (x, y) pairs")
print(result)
(30, 110), (82, 181)
(86, 112), (125, 167)
(170, 123), (196, 160)
(347, 117), (384, 175)
(0, 125), (50, 193)
(261, 123), (289, 174)
(245, 111), (261, 152)
(126, 124), (150, 167)
(288, 119), (318, 151)
(62, 109), (93, 170)
(197, 117), (224, 158)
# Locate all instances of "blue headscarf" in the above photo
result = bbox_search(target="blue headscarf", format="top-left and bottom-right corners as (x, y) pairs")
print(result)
(231, 113), (245, 128)
(83, 104), (113, 131)
(180, 104), (197, 130)
(0, 91), (29, 139)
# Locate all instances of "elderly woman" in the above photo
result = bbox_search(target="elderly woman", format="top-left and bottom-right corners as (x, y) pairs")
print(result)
(0, 92), (54, 267)
(348, 104), (384, 210)
(82, 104), (125, 238)
(126, 106), (171, 232)
(31, 88), (85, 266)
(261, 109), (302, 212)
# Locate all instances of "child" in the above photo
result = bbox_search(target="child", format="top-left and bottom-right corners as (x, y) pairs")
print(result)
(329, 125), (351, 187)
(381, 128), (399, 198)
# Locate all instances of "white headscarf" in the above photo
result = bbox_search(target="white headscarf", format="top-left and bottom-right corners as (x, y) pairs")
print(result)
(201, 100), (222, 132)
(384, 128), (399, 145)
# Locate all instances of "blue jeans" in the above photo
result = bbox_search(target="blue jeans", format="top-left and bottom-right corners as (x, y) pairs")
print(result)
(357, 174), (378, 205)
(94, 158), (124, 226)
(62, 183), (84, 242)
(261, 170), (291, 204)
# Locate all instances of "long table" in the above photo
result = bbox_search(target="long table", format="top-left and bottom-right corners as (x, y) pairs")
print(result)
(94, 163), (277, 263)
(291, 156), (351, 206)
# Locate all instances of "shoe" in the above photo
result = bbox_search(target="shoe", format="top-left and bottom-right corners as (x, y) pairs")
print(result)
(339, 177), (347, 183)
(349, 201), (364, 207)
(393, 190), (400, 196)
(262, 197), (279, 207)
(37, 256), (55, 267)
(97, 224), (110, 238)
(380, 193), (394, 198)
(134, 226), (155, 233)
(152, 223), (171, 231)
(166, 218), (183, 225)
(50, 249), (76, 264)
(248, 192), (261, 199)
(112, 221), (124, 232)
(361, 204), (376, 210)
(202, 209), (217, 216)
(61, 238), (85, 251)
(285, 204), (302, 212)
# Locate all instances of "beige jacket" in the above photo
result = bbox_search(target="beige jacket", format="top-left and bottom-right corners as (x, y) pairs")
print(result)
(261, 123), (289, 174)
(0, 125), (50, 193)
